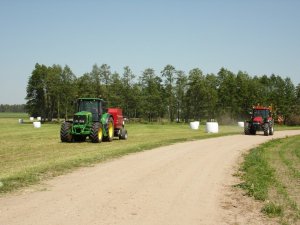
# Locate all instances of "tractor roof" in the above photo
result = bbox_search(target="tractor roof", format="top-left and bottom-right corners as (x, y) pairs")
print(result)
(78, 98), (104, 101)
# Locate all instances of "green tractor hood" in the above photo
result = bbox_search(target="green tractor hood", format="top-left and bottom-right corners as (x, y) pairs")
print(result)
(71, 111), (93, 135)
(74, 111), (92, 117)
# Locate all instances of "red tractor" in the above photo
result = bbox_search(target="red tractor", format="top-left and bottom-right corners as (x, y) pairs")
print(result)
(244, 105), (274, 136)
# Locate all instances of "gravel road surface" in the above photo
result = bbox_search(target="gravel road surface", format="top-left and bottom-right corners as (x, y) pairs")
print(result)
(1, 130), (300, 225)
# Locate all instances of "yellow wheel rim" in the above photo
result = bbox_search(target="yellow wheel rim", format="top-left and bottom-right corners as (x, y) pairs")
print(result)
(98, 127), (103, 140)
(108, 121), (113, 137)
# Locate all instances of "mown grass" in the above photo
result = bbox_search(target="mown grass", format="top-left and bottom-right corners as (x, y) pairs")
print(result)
(0, 113), (244, 194)
(238, 135), (300, 225)
(0, 112), (28, 118)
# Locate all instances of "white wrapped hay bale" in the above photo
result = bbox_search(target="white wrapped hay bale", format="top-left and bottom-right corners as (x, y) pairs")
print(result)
(206, 122), (219, 133)
(238, 121), (244, 127)
(190, 121), (200, 130)
(33, 121), (41, 128)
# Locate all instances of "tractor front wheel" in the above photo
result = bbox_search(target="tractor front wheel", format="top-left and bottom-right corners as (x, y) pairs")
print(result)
(264, 123), (270, 136)
(90, 122), (103, 143)
(269, 125), (274, 135)
(60, 122), (73, 142)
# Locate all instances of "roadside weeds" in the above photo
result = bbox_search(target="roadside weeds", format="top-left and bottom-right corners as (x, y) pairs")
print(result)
(236, 135), (300, 225)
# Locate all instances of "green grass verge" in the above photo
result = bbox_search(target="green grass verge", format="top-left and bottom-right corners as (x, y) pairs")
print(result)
(0, 115), (243, 194)
(238, 135), (300, 224)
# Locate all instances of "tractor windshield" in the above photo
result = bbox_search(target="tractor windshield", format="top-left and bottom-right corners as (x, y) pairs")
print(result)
(78, 100), (98, 113)
(253, 109), (269, 119)
(78, 100), (99, 121)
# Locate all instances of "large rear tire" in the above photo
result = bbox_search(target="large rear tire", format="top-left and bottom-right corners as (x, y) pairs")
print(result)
(60, 122), (73, 142)
(90, 122), (103, 143)
(244, 126), (250, 135)
(104, 117), (114, 142)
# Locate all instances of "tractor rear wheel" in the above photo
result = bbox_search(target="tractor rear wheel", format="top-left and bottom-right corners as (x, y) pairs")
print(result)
(90, 122), (103, 143)
(60, 122), (73, 142)
(264, 123), (270, 136)
(244, 126), (250, 135)
(104, 117), (114, 142)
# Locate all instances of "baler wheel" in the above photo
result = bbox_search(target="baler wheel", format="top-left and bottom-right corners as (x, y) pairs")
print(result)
(119, 128), (128, 140)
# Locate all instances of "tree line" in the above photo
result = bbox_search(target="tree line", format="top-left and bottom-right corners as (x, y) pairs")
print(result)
(25, 63), (300, 125)
(0, 104), (25, 113)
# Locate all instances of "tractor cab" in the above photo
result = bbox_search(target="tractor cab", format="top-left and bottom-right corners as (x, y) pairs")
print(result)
(251, 106), (271, 123)
(77, 98), (107, 121)
(253, 108), (270, 118)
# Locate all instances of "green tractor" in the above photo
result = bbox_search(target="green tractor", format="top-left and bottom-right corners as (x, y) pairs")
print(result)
(60, 98), (128, 143)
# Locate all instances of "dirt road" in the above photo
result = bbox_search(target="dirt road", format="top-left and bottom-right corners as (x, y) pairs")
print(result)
(1, 130), (300, 225)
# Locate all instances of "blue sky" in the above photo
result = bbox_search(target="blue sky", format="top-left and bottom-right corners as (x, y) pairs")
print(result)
(0, 0), (299, 104)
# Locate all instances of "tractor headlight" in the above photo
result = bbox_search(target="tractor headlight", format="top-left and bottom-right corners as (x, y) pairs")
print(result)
(73, 115), (86, 124)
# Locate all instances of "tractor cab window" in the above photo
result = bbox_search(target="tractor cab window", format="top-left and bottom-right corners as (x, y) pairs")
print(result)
(253, 109), (269, 119)
(78, 100), (98, 112)
(78, 100), (99, 121)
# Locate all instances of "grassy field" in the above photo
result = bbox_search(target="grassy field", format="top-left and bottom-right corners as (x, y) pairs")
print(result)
(0, 112), (29, 118)
(238, 135), (300, 225)
(0, 113), (244, 194)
